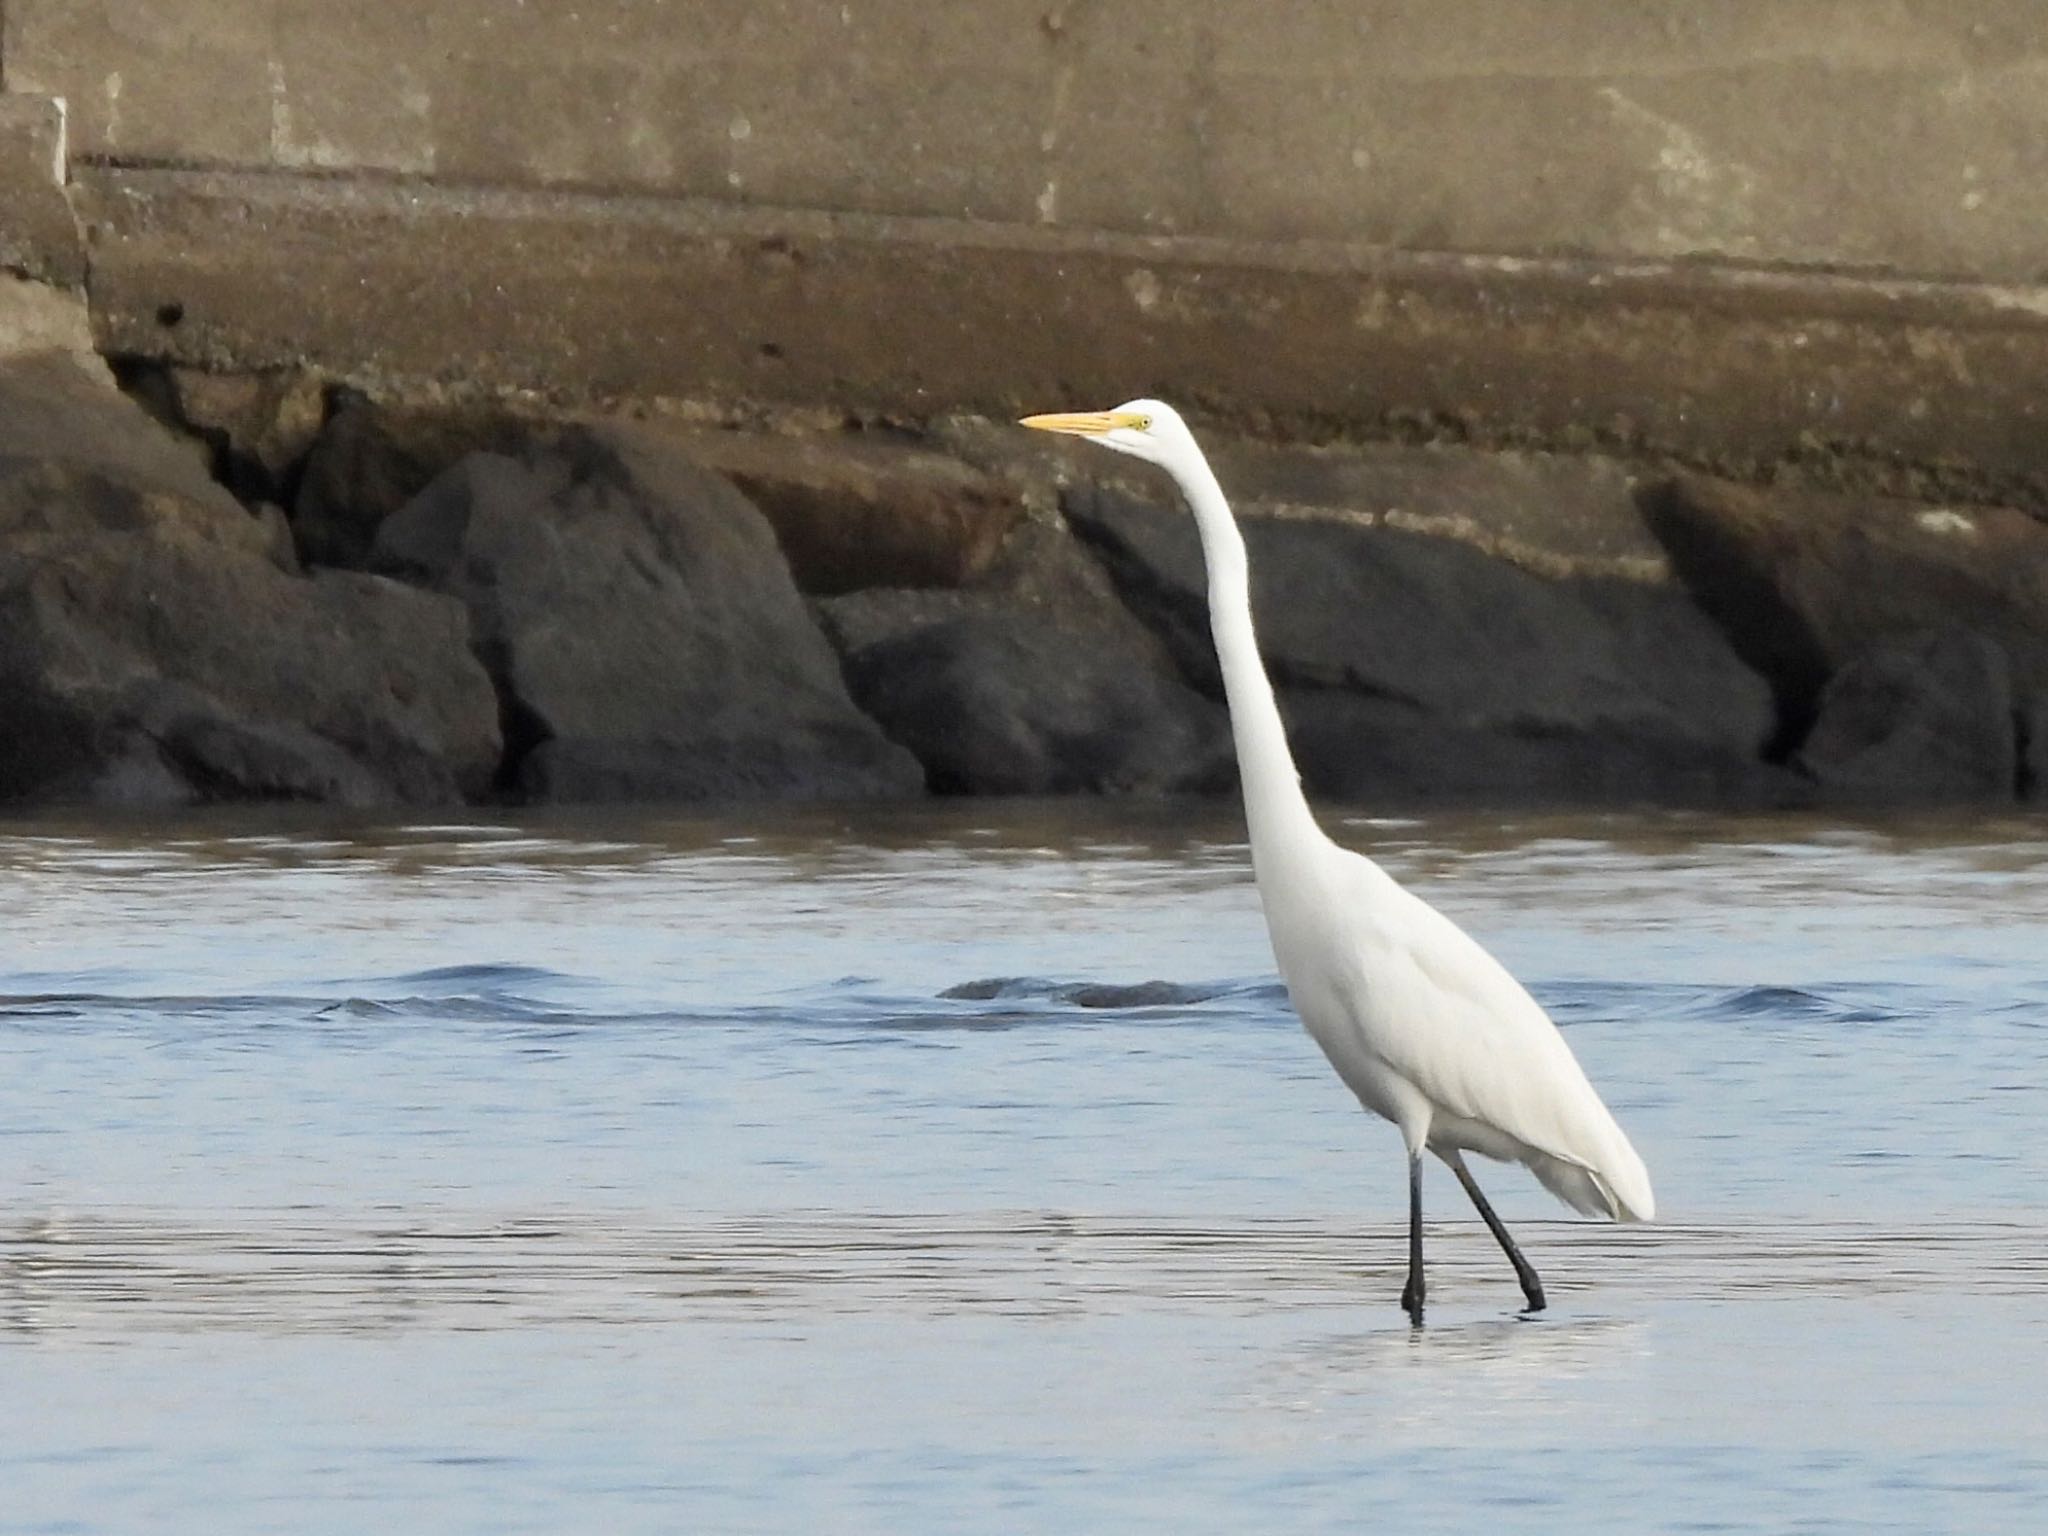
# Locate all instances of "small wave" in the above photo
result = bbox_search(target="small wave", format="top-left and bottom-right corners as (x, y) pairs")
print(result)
(1688, 984), (1908, 1024)
(940, 977), (1286, 1011)
(315, 998), (404, 1020)
(1539, 980), (1693, 1022)
(0, 985), (607, 1031)
(942, 977), (1218, 1008)
(0, 991), (330, 1020)
(313, 993), (627, 1028)
(1542, 979), (1919, 1029)
(299, 963), (590, 1026)
(3, 972), (1291, 1039)
(0, 994), (88, 1019)
(382, 963), (574, 991)
(6, 1212), (2040, 1334)
(1715, 985), (1839, 1018)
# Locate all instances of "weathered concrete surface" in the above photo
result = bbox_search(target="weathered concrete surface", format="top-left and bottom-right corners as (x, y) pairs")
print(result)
(0, 94), (82, 285)
(6, 5), (2048, 497)
(663, 429), (1024, 594)
(74, 168), (2048, 493)
(14, 2), (2048, 282)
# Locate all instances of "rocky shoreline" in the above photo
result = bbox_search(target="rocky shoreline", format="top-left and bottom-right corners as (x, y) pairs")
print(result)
(2, 278), (2042, 813)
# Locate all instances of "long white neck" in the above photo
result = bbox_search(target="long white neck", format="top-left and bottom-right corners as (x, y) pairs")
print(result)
(1171, 453), (1324, 864)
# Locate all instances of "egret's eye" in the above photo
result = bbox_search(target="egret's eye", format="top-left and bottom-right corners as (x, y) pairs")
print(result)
(1134, 415), (1153, 431)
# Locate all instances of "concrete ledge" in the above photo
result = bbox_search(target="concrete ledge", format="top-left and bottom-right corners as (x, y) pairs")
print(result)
(0, 94), (85, 286)
(78, 166), (2048, 492)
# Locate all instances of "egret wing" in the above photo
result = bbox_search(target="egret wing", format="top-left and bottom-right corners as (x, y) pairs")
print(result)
(1335, 859), (1653, 1218)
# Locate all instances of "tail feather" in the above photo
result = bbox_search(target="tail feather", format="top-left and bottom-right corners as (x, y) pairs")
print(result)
(1596, 1132), (1657, 1222)
(1533, 1140), (1656, 1222)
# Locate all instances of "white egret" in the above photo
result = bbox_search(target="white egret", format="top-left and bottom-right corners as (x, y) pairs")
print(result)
(1021, 400), (1654, 1321)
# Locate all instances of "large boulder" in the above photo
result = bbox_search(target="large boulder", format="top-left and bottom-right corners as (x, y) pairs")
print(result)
(836, 610), (1229, 795)
(1064, 479), (1781, 805)
(1283, 692), (1795, 807)
(0, 351), (502, 806)
(373, 423), (924, 802)
(1794, 629), (2017, 802)
(2022, 692), (2048, 801)
(294, 396), (531, 568)
(1645, 474), (2048, 734)
(819, 520), (1231, 796)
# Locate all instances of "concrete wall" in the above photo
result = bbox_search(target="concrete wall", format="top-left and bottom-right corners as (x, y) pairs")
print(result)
(10, 1), (2048, 280)
(5, 2), (2048, 481)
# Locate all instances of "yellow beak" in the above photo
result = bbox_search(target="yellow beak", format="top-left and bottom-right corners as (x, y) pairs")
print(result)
(1018, 410), (1146, 437)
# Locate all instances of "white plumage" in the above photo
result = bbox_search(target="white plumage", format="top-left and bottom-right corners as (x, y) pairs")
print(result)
(1273, 849), (1654, 1221)
(1022, 398), (1654, 1318)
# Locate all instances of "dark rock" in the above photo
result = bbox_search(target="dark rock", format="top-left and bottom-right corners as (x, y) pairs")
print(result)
(1066, 482), (1777, 805)
(0, 276), (98, 367)
(106, 359), (221, 485)
(818, 515), (1231, 796)
(2, 349), (231, 506)
(294, 397), (530, 568)
(2020, 692), (2048, 800)
(171, 367), (328, 505)
(373, 422), (923, 802)
(1795, 629), (2017, 802)
(836, 608), (1231, 795)
(0, 354), (502, 806)
(251, 502), (301, 574)
(1284, 692), (1806, 808)
(1644, 474), (2048, 741)
(662, 429), (1024, 594)
(817, 518), (1171, 653)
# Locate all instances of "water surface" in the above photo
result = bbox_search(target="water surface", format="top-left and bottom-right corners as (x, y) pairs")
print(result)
(3, 803), (2045, 1532)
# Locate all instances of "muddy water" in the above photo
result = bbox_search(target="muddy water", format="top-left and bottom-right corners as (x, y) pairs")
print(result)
(3, 804), (2045, 1533)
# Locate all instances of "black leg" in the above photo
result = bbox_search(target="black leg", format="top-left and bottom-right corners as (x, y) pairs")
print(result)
(1445, 1151), (1546, 1313)
(1398, 1153), (1424, 1324)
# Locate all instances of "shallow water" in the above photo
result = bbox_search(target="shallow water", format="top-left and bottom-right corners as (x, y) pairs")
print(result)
(3, 802), (2046, 1533)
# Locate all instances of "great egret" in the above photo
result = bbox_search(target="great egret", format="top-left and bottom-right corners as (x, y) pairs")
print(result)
(1021, 400), (1654, 1321)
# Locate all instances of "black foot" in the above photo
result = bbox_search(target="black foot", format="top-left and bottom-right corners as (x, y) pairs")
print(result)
(1400, 1276), (1424, 1325)
(1444, 1151), (1549, 1319)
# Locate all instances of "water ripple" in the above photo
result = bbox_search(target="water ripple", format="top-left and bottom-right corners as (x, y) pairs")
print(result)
(3, 1211), (2039, 1337)
(0, 973), (1294, 1033)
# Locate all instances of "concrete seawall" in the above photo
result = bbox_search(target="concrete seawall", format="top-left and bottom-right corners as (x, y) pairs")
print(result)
(5, 3), (2048, 482)
(3, 6), (2046, 813)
